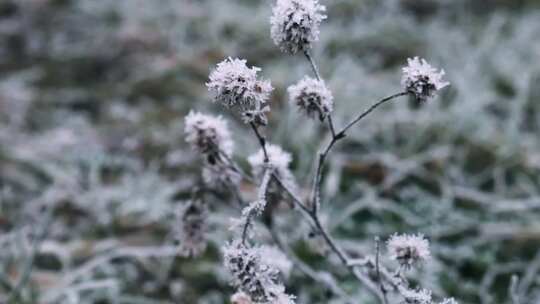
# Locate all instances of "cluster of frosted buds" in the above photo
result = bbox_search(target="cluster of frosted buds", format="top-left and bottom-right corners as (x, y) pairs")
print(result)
(288, 76), (333, 121)
(184, 111), (240, 186)
(207, 58), (273, 126)
(223, 240), (296, 304)
(248, 144), (297, 195)
(270, 0), (327, 54)
(387, 233), (430, 269)
(401, 57), (450, 102)
(176, 200), (208, 257)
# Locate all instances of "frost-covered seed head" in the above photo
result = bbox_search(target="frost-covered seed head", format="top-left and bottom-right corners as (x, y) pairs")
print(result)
(398, 286), (433, 304)
(184, 111), (233, 157)
(387, 233), (430, 268)
(176, 200), (208, 257)
(270, 0), (327, 54)
(401, 57), (450, 102)
(248, 144), (296, 189)
(231, 291), (253, 304)
(207, 58), (273, 110)
(288, 76), (333, 121)
(223, 240), (295, 303)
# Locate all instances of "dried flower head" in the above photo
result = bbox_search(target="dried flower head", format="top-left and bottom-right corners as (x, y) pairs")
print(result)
(248, 144), (296, 189)
(387, 233), (430, 268)
(223, 240), (295, 303)
(270, 0), (327, 54)
(398, 286), (433, 304)
(207, 58), (273, 125)
(176, 200), (208, 257)
(288, 76), (333, 121)
(231, 291), (253, 304)
(184, 111), (234, 157)
(401, 57), (450, 102)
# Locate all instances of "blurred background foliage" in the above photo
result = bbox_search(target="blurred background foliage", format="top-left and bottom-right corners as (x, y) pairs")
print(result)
(1, 0), (540, 303)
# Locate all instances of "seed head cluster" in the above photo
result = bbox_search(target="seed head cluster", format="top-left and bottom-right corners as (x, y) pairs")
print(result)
(288, 76), (333, 121)
(270, 0), (327, 54)
(401, 57), (450, 102)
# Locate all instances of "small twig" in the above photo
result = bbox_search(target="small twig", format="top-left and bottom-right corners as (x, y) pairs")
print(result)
(250, 122), (268, 163)
(375, 237), (389, 304)
(304, 50), (322, 81)
(509, 275), (520, 304)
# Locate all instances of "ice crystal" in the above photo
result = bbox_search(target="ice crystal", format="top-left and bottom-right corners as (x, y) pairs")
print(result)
(176, 200), (208, 257)
(399, 286), (433, 304)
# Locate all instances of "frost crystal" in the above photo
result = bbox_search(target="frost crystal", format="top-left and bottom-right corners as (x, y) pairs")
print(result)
(439, 298), (459, 304)
(401, 57), (450, 102)
(288, 76), (333, 121)
(207, 58), (273, 125)
(176, 200), (208, 257)
(248, 144), (296, 190)
(184, 111), (233, 157)
(270, 0), (327, 54)
(399, 286), (433, 304)
(387, 233), (430, 268)
(223, 241), (296, 304)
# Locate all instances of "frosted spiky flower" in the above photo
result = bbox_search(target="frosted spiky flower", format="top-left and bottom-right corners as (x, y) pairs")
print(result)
(248, 144), (296, 190)
(288, 76), (333, 121)
(222, 240), (295, 303)
(398, 286), (433, 304)
(439, 298), (458, 304)
(176, 200), (208, 257)
(207, 58), (273, 125)
(270, 0), (327, 54)
(231, 291), (253, 304)
(401, 57), (450, 102)
(387, 233), (430, 268)
(184, 111), (233, 157)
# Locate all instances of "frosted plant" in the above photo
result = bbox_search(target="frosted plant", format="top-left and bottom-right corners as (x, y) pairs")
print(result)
(248, 144), (296, 190)
(288, 76), (333, 121)
(223, 240), (296, 303)
(387, 233), (430, 269)
(207, 58), (273, 125)
(184, 111), (234, 157)
(176, 200), (208, 257)
(184, 111), (240, 187)
(401, 57), (450, 102)
(270, 0), (327, 54)
(231, 291), (253, 304)
(398, 286), (433, 304)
